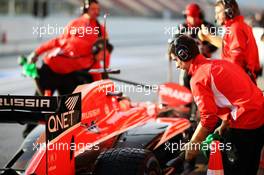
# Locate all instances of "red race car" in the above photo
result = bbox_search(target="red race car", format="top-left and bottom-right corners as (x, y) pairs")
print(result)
(0, 78), (195, 175)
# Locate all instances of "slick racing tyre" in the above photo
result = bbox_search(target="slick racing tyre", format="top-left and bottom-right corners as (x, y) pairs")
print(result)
(94, 148), (161, 175)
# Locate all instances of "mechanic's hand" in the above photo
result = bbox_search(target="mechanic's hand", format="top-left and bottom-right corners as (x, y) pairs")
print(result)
(198, 24), (210, 42)
(183, 142), (200, 161)
(214, 120), (229, 136)
(27, 51), (38, 64)
(261, 33), (264, 42)
(214, 126), (225, 136)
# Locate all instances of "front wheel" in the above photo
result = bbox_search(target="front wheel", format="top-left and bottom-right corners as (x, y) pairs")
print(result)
(94, 148), (161, 175)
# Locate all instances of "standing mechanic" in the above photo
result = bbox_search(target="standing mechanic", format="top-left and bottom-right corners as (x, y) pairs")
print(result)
(23, 0), (113, 138)
(177, 3), (217, 90)
(169, 34), (264, 175)
(180, 3), (217, 58)
(198, 0), (261, 81)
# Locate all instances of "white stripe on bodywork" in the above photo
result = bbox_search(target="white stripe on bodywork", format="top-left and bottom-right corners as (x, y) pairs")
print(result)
(210, 75), (238, 120)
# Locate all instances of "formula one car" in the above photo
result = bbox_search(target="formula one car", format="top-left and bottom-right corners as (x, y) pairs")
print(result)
(0, 78), (195, 175)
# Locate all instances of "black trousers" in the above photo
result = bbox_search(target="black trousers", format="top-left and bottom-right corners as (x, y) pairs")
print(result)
(182, 70), (191, 90)
(37, 64), (94, 95)
(222, 125), (264, 175)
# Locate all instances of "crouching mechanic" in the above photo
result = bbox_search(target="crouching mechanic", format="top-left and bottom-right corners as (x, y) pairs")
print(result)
(27, 0), (112, 95)
(169, 34), (264, 175)
(23, 0), (113, 138)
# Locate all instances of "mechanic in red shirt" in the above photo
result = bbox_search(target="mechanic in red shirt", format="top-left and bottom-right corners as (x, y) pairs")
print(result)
(27, 0), (112, 95)
(23, 0), (113, 138)
(169, 34), (264, 175)
(198, 0), (261, 81)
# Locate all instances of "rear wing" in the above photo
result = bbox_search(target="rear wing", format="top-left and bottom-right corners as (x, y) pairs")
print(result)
(0, 95), (58, 124)
(0, 93), (81, 140)
(0, 93), (81, 175)
(0, 94), (81, 125)
(0, 93), (81, 141)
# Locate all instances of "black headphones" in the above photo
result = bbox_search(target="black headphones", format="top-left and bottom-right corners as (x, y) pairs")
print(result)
(171, 35), (192, 62)
(222, 0), (234, 19)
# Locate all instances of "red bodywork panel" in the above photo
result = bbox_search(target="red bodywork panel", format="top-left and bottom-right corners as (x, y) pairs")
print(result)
(24, 80), (191, 175)
(159, 82), (193, 107)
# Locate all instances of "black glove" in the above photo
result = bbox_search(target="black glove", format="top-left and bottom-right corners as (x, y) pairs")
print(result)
(92, 39), (114, 55)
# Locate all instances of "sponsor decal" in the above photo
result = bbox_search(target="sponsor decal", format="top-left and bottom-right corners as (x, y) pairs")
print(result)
(82, 108), (101, 119)
(159, 83), (193, 107)
(0, 98), (50, 108)
(0, 95), (57, 111)
(159, 85), (192, 103)
(65, 96), (79, 111)
(48, 110), (75, 133)
(46, 93), (81, 142)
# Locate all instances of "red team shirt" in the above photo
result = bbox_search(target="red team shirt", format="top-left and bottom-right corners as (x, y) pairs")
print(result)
(222, 16), (260, 75)
(35, 15), (110, 79)
(189, 54), (264, 131)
